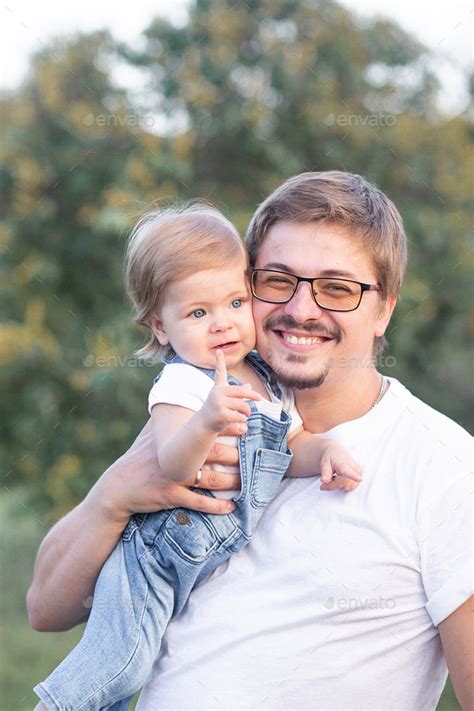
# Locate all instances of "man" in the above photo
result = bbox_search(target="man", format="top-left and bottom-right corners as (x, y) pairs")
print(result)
(28, 172), (472, 710)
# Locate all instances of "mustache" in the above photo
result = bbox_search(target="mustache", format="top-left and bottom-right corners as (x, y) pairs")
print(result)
(263, 315), (342, 342)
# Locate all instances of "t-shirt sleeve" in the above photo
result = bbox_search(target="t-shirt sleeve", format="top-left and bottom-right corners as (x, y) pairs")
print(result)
(148, 363), (214, 414)
(417, 433), (473, 627)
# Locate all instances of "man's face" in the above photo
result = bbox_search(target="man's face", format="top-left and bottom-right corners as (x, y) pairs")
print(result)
(252, 221), (395, 390)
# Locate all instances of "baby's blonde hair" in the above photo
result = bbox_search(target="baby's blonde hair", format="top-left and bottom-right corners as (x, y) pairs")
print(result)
(125, 203), (247, 362)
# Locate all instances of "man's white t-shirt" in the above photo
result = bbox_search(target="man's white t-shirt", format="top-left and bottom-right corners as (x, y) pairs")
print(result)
(138, 377), (472, 711)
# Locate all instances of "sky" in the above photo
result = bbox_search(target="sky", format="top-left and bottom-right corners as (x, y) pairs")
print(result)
(1, 0), (472, 113)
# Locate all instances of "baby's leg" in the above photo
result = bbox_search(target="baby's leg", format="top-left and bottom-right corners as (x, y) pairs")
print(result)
(34, 536), (175, 710)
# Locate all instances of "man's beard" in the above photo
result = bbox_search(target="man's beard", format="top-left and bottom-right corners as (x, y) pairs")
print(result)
(274, 354), (332, 390)
(261, 315), (342, 390)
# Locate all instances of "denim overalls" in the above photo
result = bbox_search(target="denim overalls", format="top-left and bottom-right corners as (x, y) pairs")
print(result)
(34, 352), (293, 711)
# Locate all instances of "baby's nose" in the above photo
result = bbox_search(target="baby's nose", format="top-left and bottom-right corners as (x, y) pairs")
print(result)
(211, 314), (233, 331)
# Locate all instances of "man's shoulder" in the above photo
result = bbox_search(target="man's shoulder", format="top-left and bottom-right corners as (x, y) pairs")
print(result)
(388, 378), (471, 469)
(391, 378), (470, 439)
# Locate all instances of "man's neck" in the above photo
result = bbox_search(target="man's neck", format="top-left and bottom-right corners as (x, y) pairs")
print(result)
(295, 367), (384, 434)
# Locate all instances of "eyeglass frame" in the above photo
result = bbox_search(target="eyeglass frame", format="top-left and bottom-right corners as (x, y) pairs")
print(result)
(251, 268), (381, 313)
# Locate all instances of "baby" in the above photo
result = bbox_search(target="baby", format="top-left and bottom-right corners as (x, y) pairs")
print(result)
(34, 204), (361, 710)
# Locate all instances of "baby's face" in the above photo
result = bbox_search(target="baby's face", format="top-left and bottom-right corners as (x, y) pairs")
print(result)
(151, 258), (256, 370)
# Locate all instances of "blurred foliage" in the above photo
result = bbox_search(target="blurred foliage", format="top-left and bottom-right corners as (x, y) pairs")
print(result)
(0, 0), (473, 525)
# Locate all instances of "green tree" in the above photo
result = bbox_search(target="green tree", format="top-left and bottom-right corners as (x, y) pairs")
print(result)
(0, 32), (159, 519)
(124, 0), (473, 426)
(1, 0), (472, 522)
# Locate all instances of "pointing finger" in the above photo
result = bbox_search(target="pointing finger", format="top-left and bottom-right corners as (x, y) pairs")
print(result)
(214, 349), (228, 385)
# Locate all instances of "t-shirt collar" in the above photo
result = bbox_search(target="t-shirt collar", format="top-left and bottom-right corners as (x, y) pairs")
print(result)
(313, 377), (411, 448)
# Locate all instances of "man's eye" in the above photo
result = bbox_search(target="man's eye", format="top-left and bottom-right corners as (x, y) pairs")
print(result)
(266, 276), (294, 286)
(191, 309), (206, 318)
(324, 283), (352, 293)
(231, 299), (243, 308)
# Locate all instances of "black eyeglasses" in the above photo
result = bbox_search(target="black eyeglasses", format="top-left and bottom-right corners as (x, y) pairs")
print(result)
(251, 269), (381, 312)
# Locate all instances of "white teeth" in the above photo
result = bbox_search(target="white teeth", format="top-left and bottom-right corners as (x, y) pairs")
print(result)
(283, 334), (325, 345)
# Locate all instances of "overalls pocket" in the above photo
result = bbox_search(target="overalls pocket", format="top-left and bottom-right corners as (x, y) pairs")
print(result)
(250, 448), (293, 508)
(160, 505), (240, 565)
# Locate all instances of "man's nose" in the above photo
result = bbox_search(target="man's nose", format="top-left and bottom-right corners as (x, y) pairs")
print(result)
(282, 281), (324, 321)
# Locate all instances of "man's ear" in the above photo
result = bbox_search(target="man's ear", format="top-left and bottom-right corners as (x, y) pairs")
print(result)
(150, 316), (169, 345)
(374, 295), (397, 338)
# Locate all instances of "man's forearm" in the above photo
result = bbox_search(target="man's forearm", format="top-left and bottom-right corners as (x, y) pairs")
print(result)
(26, 419), (241, 633)
(26, 489), (126, 632)
(439, 596), (474, 711)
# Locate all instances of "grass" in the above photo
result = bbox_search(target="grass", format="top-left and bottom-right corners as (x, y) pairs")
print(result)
(0, 489), (460, 710)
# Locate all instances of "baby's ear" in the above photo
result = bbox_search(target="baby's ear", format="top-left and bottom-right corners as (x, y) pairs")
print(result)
(150, 317), (169, 345)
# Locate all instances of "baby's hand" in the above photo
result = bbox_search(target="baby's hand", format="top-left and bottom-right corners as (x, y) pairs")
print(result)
(319, 440), (362, 492)
(200, 350), (260, 435)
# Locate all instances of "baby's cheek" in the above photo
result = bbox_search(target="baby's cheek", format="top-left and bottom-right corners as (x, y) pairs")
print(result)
(245, 308), (257, 343)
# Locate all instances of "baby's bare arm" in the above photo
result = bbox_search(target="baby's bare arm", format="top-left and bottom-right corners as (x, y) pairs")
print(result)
(152, 403), (221, 483)
(154, 351), (259, 483)
(287, 430), (362, 489)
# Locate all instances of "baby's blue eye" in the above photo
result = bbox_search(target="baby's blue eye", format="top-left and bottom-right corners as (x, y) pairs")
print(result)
(231, 299), (242, 308)
(191, 309), (206, 318)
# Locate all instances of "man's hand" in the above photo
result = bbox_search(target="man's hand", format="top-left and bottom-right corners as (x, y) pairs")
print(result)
(95, 418), (241, 527)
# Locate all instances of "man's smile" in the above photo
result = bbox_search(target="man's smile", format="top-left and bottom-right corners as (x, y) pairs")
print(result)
(263, 315), (342, 352)
(278, 331), (331, 349)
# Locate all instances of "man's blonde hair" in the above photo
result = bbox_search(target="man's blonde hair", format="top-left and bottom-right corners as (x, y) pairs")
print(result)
(245, 171), (407, 355)
(126, 203), (247, 362)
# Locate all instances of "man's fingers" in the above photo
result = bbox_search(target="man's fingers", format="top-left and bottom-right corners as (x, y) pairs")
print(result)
(182, 468), (241, 491)
(205, 442), (239, 466)
(201, 469), (241, 490)
(214, 349), (228, 385)
(176, 487), (237, 514)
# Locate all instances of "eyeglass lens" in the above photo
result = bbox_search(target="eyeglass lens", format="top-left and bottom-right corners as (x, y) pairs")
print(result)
(252, 270), (362, 311)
